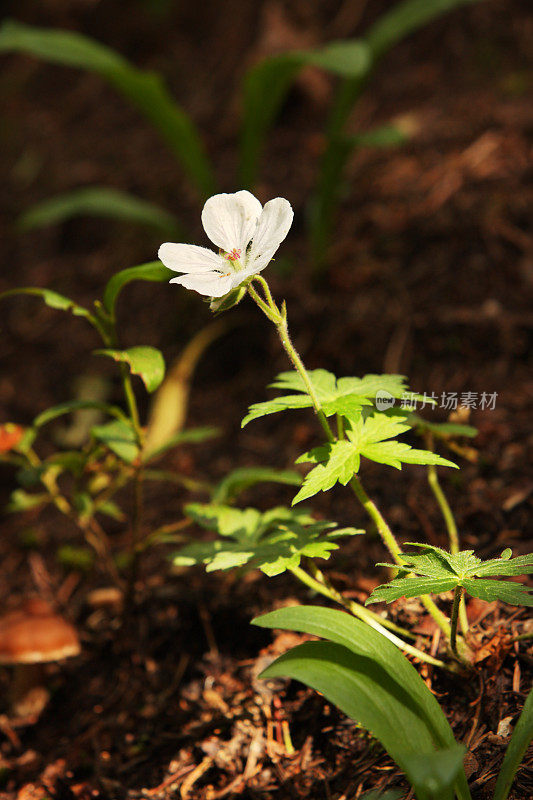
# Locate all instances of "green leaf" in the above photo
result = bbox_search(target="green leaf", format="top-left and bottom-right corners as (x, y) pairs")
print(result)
(0, 287), (93, 322)
(6, 489), (48, 513)
(91, 419), (139, 463)
(103, 262), (173, 317)
(19, 187), (181, 236)
(469, 552), (533, 577)
(293, 440), (360, 504)
(240, 42), (370, 188)
(94, 500), (125, 522)
(347, 123), (408, 149)
(56, 545), (95, 572)
(242, 370), (427, 428)
(253, 606), (471, 800)
(95, 346), (165, 393)
(407, 413), (478, 439)
(212, 467), (302, 504)
(368, 544), (533, 608)
(366, 576), (458, 604)
(0, 21), (216, 196)
(400, 746), (466, 800)
(174, 504), (361, 576)
(364, 0), (480, 62)
(493, 688), (533, 800)
(33, 400), (127, 429)
(461, 578), (533, 607)
(263, 641), (442, 765)
(293, 413), (457, 504)
(311, 0), (480, 268)
(360, 792), (403, 800)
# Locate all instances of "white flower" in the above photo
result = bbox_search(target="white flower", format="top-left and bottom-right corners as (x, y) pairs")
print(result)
(158, 191), (293, 298)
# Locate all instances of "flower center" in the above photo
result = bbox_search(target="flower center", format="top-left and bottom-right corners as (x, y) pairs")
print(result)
(221, 248), (244, 273)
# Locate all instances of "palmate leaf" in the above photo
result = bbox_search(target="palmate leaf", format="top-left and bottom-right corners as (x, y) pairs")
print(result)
(242, 369), (429, 428)
(293, 413), (457, 504)
(173, 503), (362, 576)
(367, 576), (458, 604)
(461, 579), (533, 606)
(367, 544), (533, 608)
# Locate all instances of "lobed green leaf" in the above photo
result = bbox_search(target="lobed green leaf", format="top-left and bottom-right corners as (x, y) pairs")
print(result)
(175, 504), (361, 576)
(366, 576), (458, 605)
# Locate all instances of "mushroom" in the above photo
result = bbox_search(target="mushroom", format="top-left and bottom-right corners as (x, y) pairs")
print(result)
(0, 597), (80, 718)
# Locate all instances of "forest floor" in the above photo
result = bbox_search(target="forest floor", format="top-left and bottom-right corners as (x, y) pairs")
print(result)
(0, 0), (531, 798)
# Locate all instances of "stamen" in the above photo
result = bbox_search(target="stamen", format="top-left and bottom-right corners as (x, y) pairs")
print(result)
(224, 248), (241, 262)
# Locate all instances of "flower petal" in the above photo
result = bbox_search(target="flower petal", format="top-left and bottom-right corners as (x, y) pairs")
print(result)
(201, 191), (262, 253)
(158, 243), (225, 273)
(246, 198), (293, 273)
(170, 271), (234, 297)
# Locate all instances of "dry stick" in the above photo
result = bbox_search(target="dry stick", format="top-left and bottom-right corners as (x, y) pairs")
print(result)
(248, 278), (452, 639)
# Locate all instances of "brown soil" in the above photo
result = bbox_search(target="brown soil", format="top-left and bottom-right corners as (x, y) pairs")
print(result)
(0, 0), (531, 798)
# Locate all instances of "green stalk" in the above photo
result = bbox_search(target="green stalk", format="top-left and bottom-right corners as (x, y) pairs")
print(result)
(450, 585), (463, 657)
(247, 278), (452, 640)
(307, 561), (416, 640)
(288, 564), (448, 669)
(425, 434), (468, 637)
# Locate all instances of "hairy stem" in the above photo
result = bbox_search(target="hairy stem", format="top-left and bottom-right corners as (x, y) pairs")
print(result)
(307, 561), (415, 640)
(247, 280), (452, 640)
(450, 585), (463, 657)
(425, 434), (468, 637)
(288, 564), (448, 669)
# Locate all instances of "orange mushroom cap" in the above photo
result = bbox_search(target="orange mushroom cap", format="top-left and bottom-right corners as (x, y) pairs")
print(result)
(0, 598), (80, 665)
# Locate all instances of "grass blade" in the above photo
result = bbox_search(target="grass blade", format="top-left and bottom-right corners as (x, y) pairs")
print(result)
(0, 20), (216, 197)
(19, 187), (181, 236)
(493, 688), (533, 800)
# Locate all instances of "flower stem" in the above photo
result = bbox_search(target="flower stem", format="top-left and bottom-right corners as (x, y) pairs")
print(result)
(288, 564), (449, 669)
(425, 434), (468, 637)
(247, 279), (452, 640)
(450, 585), (463, 656)
(307, 561), (415, 640)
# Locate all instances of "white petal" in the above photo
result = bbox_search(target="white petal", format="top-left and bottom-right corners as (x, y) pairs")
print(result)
(246, 197), (293, 273)
(169, 271), (234, 298)
(158, 242), (225, 273)
(201, 191), (262, 253)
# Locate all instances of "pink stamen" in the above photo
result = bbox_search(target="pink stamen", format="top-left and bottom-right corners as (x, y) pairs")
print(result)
(225, 248), (241, 262)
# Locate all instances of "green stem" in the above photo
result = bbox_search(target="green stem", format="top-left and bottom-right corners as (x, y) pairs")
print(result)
(450, 585), (463, 657)
(425, 434), (468, 637)
(248, 280), (452, 640)
(288, 564), (448, 669)
(307, 561), (415, 640)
